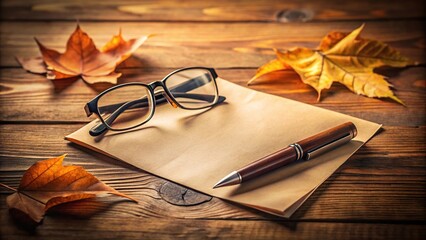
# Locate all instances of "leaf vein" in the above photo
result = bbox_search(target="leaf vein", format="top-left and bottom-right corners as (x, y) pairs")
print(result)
(19, 157), (63, 190)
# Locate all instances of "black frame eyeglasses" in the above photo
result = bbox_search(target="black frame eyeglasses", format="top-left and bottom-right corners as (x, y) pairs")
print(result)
(84, 67), (226, 136)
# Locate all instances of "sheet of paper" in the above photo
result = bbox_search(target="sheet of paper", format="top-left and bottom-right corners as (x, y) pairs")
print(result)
(66, 78), (381, 217)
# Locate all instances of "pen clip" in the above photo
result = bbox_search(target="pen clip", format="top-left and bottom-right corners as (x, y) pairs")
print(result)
(305, 133), (353, 161)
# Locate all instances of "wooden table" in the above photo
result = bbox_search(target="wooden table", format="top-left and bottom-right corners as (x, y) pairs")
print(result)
(1, 1), (425, 239)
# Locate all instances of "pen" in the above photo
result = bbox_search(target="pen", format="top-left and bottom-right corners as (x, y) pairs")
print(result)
(213, 122), (357, 189)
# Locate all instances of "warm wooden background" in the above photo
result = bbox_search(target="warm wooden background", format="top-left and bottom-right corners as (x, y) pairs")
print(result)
(0, 0), (425, 239)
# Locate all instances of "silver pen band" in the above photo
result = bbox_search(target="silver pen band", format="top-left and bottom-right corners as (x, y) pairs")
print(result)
(236, 171), (242, 183)
(289, 143), (303, 161)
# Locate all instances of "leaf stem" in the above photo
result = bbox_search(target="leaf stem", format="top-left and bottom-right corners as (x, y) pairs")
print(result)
(19, 191), (46, 205)
(0, 182), (46, 205)
(0, 182), (17, 192)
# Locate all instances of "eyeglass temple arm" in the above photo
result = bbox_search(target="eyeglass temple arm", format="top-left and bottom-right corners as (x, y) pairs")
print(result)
(89, 93), (225, 136)
(96, 92), (224, 115)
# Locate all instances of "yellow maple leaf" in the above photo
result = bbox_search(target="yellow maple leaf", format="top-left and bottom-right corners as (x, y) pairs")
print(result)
(249, 25), (411, 104)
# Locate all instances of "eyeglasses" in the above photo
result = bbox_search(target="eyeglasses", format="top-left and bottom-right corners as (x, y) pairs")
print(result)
(84, 67), (225, 136)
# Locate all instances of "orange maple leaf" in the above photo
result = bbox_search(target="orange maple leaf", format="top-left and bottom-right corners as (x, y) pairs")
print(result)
(1, 154), (136, 225)
(34, 25), (148, 84)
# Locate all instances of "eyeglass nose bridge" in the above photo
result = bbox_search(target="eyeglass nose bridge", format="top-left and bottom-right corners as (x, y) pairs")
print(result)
(148, 81), (178, 108)
(149, 80), (165, 89)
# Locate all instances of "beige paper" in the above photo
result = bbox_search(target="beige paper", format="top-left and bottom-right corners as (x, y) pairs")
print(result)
(66, 78), (381, 217)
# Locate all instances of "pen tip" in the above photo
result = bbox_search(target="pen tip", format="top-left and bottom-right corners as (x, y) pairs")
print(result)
(212, 182), (222, 189)
(212, 171), (241, 189)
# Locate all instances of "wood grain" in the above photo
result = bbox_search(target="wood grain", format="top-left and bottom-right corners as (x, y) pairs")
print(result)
(1, 0), (424, 22)
(0, 124), (424, 221)
(1, 68), (424, 125)
(1, 212), (425, 240)
(1, 21), (424, 68)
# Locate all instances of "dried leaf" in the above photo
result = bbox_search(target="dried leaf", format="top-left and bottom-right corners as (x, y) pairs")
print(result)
(47, 196), (120, 218)
(101, 29), (151, 66)
(82, 72), (122, 85)
(33, 25), (148, 84)
(6, 190), (45, 224)
(15, 56), (47, 74)
(1, 154), (136, 225)
(250, 24), (411, 104)
(318, 31), (350, 51)
(247, 59), (291, 85)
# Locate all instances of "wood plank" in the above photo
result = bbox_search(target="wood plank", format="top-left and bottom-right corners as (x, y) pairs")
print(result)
(1, 211), (425, 240)
(1, 21), (424, 68)
(1, 68), (425, 125)
(1, 0), (424, 22)
(0, 124), (424, 221)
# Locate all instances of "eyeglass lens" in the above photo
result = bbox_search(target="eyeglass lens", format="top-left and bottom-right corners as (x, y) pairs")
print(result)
(165, 69), (218, 109)
(97, 85), (153, 130)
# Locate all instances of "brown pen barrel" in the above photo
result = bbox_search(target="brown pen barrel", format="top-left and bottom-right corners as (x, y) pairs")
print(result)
(239, 146), (297, 182)
(238, 122), (357, 182)
(296, 122), (357, 158)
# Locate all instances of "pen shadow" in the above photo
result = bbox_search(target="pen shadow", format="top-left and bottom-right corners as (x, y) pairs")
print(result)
(228, 140), (364, 196)
(217, 199), (299, 230)
(289, 171), (338, 219)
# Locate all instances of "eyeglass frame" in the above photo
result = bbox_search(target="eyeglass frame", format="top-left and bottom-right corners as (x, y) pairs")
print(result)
(84, 67), (226, 136)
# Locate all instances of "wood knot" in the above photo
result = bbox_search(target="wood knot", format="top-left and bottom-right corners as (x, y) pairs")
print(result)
(159, 182), (212, 206)
(276, 9), (314, 23)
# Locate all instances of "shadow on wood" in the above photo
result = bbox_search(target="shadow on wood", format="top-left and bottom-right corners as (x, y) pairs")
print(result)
(50, 77), (79, 93)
